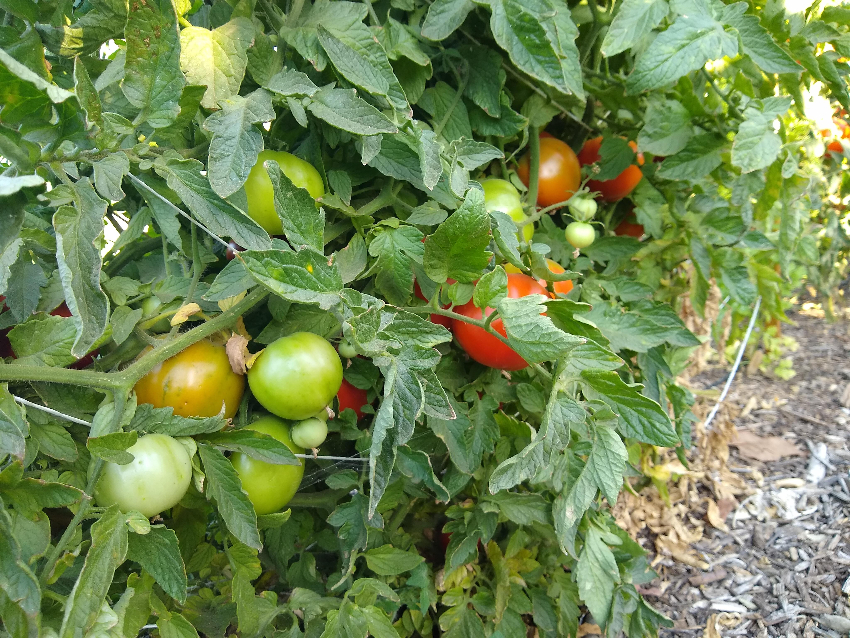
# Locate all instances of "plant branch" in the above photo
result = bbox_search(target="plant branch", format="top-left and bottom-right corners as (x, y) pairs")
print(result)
(702, 70), (744, 120)
(526, 125), (540, 215)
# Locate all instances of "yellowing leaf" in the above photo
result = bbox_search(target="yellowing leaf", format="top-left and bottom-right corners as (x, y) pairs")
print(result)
(170, 302), (201, 326)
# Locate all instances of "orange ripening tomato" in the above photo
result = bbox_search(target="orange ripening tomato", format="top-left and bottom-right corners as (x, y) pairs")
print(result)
(517, 136), (581, 208)
(826, 140), (844, 156)
(503, 260), (573, 296)
(615, 209), (645, 238)
(578, 137), (645, 203)
(452, 273), (548, 370)
(134, 340), (246, 419)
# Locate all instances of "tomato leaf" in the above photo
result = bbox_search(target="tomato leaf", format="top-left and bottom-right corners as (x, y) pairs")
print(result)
(731, 97), (792, 173)
(128, 404), (227, 437)
(127, 526), (188, 603)
(576, 526), (620, 626)
(721, 3), (801, 75)
(241, 247), (343, 309)
(421, 0), (476, 41)
(423, 188), (493, 284)
(204, 89), (275, 199)
(579, 370), (678, 446)
(473, 266), (508, 312)
(122, 0), (184, 128)
(483, 491), (549, 526)
(87, 431), (139, 465)
(601, 0), (670, 57)
(395, 446), (450, 502)
(197, 443), (261, 550)
(0, 386), (27, 462)
(0, 499), (40, 635)
(363, 545), (424, 575)
(59, 505), (129, 638)
(366, 225), (423, 306)
(655, 134), (725, 181)
(307, 86), (400, 136)
(198, 430), (299, 465)
(637, 99), (694, 156)
(179, 18), (254, 110)
(496, 295), (583, 364)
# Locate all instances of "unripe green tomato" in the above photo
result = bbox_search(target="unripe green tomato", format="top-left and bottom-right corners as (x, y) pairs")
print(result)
(244, 150), (324, 235)
(481, 179), (534, 242)
(290, 417), (328, 448)
(95, 433), (192, 518)
(565, 221), (596, 249)
(140, 296), (174, 333)
(248, 332), (343, 420)
(337, 340), (357, 360)
(230, 416), (304, 515)
(567, 196), (598, 222)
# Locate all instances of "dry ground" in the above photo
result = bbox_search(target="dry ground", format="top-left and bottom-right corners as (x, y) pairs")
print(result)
(613, 308), (850, 638)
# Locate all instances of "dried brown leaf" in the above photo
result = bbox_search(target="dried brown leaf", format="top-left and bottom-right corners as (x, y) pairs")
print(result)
(731, 430), (805, 462)
(706, 499), (729, 532)
(226, 333), (249, 375)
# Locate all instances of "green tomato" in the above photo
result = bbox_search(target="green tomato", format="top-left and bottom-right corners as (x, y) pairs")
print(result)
(290, 417), (328, 448)
(567, 196), (598, 222)
(140, 296), (176, 333)
(230, 416), (304, 515)
(337, 339), (357, 360)
(95, 433), (192, 518)
(564, 221), (596, 249)
(244, 150), (324, 235)
(482, 179), (534, 242)
(248, 332), (343, 420)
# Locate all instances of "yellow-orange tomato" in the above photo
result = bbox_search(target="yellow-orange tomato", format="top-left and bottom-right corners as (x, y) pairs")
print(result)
(517, 136), (581, 208)
(503, 260), (573, 296)
(134, 340), (245, 419)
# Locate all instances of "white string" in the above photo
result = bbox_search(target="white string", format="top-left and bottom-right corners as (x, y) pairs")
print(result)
(125, 174), (231, 249)
(702, 296), (762, 432)
(12, 394), (369, 463)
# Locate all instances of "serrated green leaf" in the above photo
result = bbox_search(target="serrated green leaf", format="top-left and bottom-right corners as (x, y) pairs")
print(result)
(576, 527), (619, 626)
(363, 545), (424, 575)
(241, 248), (343, 309)
(307, 86), (398, 135)
(265, 160), (325, 252)
(497, 295), (583, 364)
(198, 430), (299, 465)
(424, 188), (492, 283)
(127, 403), (228, 436)
(601, 0), (669, 56)
(721, 3), (801, 74)
(37, 0), (128, 56)
(731, 96), (792, 173)
(127, 526), (187, 603)
(580, 370), (678, 446)
(121, 0), (184, 127)
(204, 89), (275, 198)
(87, 431), (139, 464)
(367, 225), (424, 306)
(180, 18), (255, 110)
(656, 134), (725, 181)
(0, 385), (27, 461)
(637, 99), (693, 156)
(421, 0), (476, 40)
(92, 153), (130, 202)
(626, 14), (738, 93)
(197, 443), (261, 550)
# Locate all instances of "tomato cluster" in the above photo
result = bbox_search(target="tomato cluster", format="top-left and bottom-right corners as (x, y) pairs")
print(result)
(578, 137), (645, 202)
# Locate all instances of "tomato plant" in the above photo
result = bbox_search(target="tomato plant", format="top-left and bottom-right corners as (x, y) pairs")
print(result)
(244, 150), (325, 235)
(248, 332), (343, 420)
(134, 340), (246, 419)
(230, 416), (305, 515)
(453, 273), (548, 370)
(517, 135), (581, 207)
(95, 433), (192, 517)
(1, 0), (843, 634)
(578, 136), (645, 202)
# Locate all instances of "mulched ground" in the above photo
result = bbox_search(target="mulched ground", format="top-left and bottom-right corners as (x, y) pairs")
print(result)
(646, 308), (850, 637)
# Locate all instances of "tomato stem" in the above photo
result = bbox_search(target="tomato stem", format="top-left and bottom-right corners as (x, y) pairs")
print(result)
(526, 125), (540, 212)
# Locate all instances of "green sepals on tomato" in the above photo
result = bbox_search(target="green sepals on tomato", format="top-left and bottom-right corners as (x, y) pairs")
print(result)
(290, 417), (328, 448)
(578, 136), (644, 202)
(230, 416), (304, 515)
(95, 433), (192, 518)
(452, 273), (548, 370)
(565, 222), (596, 249)
(481, 178), (533, 242)
(248, 332), (343, 420)
(244, 150), (324, 235)
(516, 136), (581, 208)
(134, 340), (246, 419)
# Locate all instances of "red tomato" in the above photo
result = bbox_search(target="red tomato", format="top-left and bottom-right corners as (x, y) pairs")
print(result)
(337, 378), (369, 420)
(578, 137), (645, 202)
(615, 210), (645, 238)
(452, 273), (547, 370)
(504, 260), (573, 296)
(517, 136), (581, 208)
(826, 139), (844, 155)
(414, 280), (453, 330)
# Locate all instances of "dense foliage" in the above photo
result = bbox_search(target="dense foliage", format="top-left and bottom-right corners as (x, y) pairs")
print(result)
(0, 0), (848, 635)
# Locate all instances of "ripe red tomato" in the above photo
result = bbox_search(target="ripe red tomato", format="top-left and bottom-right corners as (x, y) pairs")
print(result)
(615, 210), (645, 238)
(517, 136), (581, 208)
(414, 280), (452, 329)
(578, 137), (645, 202)
(826, 139), (844, 155)
(452, 273), (547, 370)
(337, 379), (369, 420)
(134, 340), (246, 419)
(504, 260), (573, 296)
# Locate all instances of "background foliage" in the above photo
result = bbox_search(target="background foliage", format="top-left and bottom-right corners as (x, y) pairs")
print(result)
(0, 0), (848, 635)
